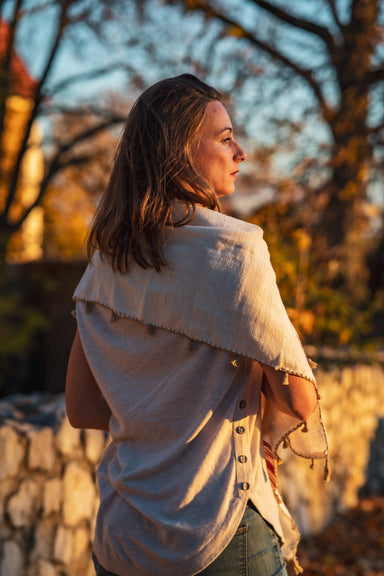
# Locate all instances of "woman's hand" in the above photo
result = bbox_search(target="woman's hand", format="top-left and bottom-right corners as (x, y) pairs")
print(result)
(261, 363), (318, 422)
(65, 329), (112, 430)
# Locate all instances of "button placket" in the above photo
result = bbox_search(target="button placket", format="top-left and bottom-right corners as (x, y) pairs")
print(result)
(233, 394), (251, 496)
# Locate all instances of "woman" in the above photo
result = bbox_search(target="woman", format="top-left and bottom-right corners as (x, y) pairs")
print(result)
(66, 74), (328, 576)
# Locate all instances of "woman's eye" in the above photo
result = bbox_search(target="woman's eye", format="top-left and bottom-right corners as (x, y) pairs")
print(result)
(223, 137), (232, 143)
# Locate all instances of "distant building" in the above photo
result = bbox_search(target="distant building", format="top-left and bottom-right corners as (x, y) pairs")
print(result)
(0, 19), (44, 262)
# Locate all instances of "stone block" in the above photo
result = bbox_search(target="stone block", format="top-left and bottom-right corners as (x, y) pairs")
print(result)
(0, 540), (25, 576)
(0, 478), (19, 538)
(74, 525), (90, 559)
(0, 425), (25, 481)
(56, 416), (81, 456)
(84, 428), (107, 464)
(7, 479), (41, 528)
(43, 478), (62, 516)
(54, 525), (73, 565)
(29, 427), (56, 471)
(37, 558), (59, 576)
(62, 461), (97, 526)
(29, 518), (56, 569)
(86, 559), (96, 576)
(72, 525), (93, 573)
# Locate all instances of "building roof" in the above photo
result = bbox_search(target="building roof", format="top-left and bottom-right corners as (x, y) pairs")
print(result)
(0, 20), (38, 99)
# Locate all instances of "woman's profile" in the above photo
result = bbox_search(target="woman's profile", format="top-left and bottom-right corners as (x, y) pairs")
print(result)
(66, 74), (329, 576)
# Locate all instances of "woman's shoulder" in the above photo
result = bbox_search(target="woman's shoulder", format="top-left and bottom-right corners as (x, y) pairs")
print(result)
(192, 205), (263, 237)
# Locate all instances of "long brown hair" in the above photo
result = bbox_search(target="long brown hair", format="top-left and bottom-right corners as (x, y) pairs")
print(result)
(88, 74), (222, 272)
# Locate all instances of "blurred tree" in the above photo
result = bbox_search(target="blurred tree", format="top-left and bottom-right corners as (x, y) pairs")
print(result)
(0, 0), (143, 264)
(165, 0), (384, 265)
(0, 0), (256, 263)
(0, 0), (138, 391)
(0, 16), (43, 262)
(146, 0), (384, 346)
(249, 199), (373, 346)
(42, 110), (118, 260)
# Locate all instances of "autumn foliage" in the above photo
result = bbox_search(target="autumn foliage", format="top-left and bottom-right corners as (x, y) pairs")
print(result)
(298, 497), (384, 576)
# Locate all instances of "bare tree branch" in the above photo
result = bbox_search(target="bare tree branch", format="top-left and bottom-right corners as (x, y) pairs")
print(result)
(364, 66), (384, 86)
(368, 119), (384, 135)
(43, 104), (125, 118)
(3, 0), (71, 218)
(46, 62), (136, 95)
(19, 0), (58, 18)
(182, 0), (333, 119)
(0, 0), (24, 162)
(325, 0), (344, 31)
(13, 115), (124, 228)
(249, 0), (336, 52)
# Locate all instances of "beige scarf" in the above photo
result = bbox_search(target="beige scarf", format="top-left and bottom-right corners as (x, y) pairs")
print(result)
(74, 205), (329, 570)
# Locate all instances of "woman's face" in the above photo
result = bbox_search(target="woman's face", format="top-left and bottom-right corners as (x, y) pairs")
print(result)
(192, 101), (246, 198)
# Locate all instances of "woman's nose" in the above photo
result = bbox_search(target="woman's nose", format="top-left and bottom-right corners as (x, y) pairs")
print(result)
(235, 143), (247, 163)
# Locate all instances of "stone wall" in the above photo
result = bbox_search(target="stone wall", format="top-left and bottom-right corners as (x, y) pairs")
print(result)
(0, 362), (384, 575)
(278, 362), (384, 535)
(0, 393), (108, 576)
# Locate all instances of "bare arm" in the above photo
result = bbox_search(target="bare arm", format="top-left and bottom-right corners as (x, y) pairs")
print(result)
(65, 329), (111, 430)
(261, 364), (318, 421)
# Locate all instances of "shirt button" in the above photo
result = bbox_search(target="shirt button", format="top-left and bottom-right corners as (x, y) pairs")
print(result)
(239, 400), (247, 409)
(240, 482), (250, 491)
(236, 426), (246, 435)
(238, 455), (248, 463)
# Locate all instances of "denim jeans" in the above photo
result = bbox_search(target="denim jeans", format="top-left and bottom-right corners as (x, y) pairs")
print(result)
(92, 504), (288, 576)
(196, 504), (287, 576)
